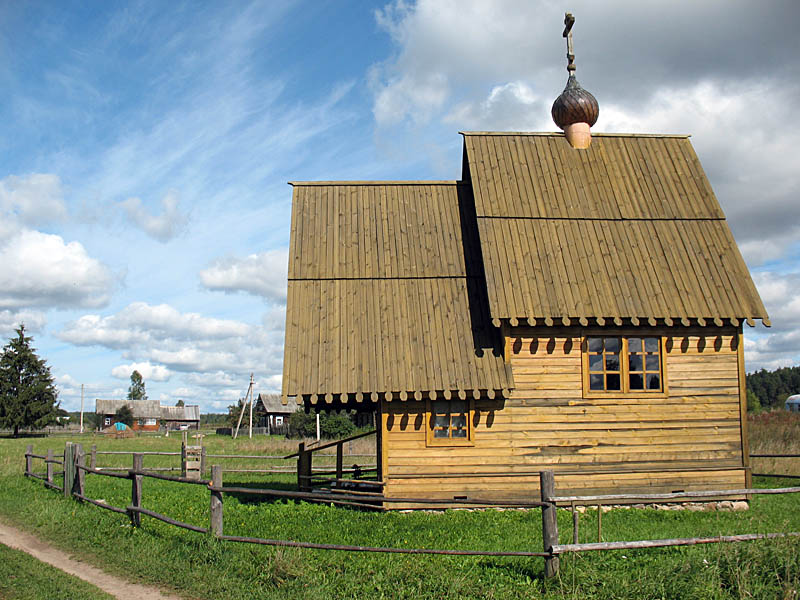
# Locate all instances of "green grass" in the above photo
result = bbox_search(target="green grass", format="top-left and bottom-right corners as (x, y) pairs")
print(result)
(0, 543), (114, 600)
(1, 428), (799, 599)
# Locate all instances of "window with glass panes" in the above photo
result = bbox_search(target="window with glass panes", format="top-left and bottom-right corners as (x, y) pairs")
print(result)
(428, 399), (471, 445)
(586, 336), (663, 394)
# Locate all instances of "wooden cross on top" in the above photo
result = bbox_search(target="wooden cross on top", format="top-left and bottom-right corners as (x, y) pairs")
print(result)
(563, 12), (576, 73)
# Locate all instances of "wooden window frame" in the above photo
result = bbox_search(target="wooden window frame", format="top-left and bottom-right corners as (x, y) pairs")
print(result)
(425, 398), (475, 447)
(581, 334), (668, 398)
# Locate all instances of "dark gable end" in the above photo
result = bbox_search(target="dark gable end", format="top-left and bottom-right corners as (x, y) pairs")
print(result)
(282, 182), (511, 405)
(462, 132), (768, 327)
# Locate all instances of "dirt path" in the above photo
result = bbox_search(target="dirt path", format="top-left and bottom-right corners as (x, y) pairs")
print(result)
(0, 519), (183, 600)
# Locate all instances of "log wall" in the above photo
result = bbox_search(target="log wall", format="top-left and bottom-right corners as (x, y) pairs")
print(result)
(381, 326), (747, 506)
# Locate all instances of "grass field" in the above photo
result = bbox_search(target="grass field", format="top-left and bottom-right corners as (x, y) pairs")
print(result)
(0, 415), (799, 599)
(0, 543), (113, 600)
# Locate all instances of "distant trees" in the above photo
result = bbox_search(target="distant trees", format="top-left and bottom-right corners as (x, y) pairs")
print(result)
(115, 404), (134, 427)
(175, 399), (184, 407)
(0, 325), (60, 437)
(288, 409), (356, 439)
(127, 370), (146, 401)
(747, 366), (800, 410)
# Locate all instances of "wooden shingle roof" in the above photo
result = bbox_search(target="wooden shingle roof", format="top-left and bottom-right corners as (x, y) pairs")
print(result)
(462, 132), (768, 327)
(282, 182), (512, 404)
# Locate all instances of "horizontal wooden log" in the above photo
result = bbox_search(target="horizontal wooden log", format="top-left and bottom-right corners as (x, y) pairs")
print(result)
(73, 493), (128, 514)
(219, 534), (549, 557)
(552, 486), (800, 503)
(553, 531), (800, 554)
(128, 506), (208, 533)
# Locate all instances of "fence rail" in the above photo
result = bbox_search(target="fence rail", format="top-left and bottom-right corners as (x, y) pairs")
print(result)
(22, 444), (800, 578)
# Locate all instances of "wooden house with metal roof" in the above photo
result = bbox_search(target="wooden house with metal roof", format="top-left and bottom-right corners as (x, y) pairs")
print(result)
(281, 17), (768, 506)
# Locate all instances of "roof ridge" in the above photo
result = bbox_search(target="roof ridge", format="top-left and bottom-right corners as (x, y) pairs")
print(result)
(459, 131), (691, 138)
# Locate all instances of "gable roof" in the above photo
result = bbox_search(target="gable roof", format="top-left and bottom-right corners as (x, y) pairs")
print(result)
(282, 182), (512, 404)
(256, 393), (294, 413)
(281, 131), (769, 405)
(462, 132), (768, 326)
(95, 399), (200, 421)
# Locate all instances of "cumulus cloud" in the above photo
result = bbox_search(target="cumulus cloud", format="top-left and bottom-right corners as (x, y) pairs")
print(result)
(0, 230), (114, 309)
(0, 309), (47, 337)
(199, 249), (288, 301)
(111, 361), (172, 382)
(57, 302), (282, 378)
(743, 271), (800, 370)
(0, 173), (68, 227)
(58, 302), (250, 348)
(445, 81), (549, 132)
(120, 191), (188, 242)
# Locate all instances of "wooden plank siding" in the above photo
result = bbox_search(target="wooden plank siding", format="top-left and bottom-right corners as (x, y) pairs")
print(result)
(381, 326), (747, 506)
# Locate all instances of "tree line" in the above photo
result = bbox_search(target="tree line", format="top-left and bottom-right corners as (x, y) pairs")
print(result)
(747, 365), (800, 412)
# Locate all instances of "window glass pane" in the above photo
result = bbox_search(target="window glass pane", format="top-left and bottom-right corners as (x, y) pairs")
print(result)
(434, 428), (449, 438)
(434, 415), (450, 428)
(628, 337), (642, 352)
(590, 374), (604, 390)
(604, 337), (620, 353)
(605, 354), (619, 371)
(629, 373), (644, 390)
(588, 337), (603, 352)
(644, 337), (659, 352)
(451, 415), (467, 428)
(645, 355), (660, 371)
(647, 374), (661, 390)
(606, 373), (621, 390)
(452, 428), (467, 438)
(628, 354), (643, 371)
(589, 354), (603, 371)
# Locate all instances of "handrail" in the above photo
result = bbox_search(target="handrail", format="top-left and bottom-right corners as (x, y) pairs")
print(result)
(284, 429), (376, 458)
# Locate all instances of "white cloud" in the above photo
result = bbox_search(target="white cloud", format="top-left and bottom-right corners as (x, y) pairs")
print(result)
(0, 173), (68, 227)
(0, 309), (47, 337)
(743, 271), (800, 371)
(58, 302), (281, 378)
(58, 302), (250, 348)
(0, 230), (114, 309)
(120, 190), (188, 242)
(445, 81), (548, 132)
(199, 249), (288, 301)
(111, 361), (172, 382)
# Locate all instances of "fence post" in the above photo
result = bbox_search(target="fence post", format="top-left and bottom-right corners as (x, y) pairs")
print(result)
(73, 444), (85, 499)
(63, 443), (74, 498)
(297, 442), (311, 492)
(200, 447), (207, 477)
(210, 465), (223, 537)
(181, 441), (187, 478)
(336, 442), (344, 481)
(130, 453), (143, 527)
(90, 445), (97, 469)
(46, 449), (54, 485)
(540, 470), (559, 578)
(25, 444), (33, 476)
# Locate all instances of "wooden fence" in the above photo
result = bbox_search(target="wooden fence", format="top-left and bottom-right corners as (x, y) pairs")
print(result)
(23, 443), (800, 578)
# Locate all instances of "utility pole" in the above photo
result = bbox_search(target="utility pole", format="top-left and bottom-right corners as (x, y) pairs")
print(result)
(248, 373), (254, 439)
(233, 375), (255, 440)
(80, 384), (84, 434)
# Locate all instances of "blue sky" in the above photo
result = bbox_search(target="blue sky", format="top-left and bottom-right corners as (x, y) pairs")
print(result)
(1, 0), (798, 412)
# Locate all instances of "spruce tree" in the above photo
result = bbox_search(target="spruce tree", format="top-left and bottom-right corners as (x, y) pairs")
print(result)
(0, 325), (60, 437)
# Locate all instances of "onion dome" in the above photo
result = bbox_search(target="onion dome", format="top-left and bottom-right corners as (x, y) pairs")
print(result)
(552, 13), (598, 149)
(551, 74), (599, 130)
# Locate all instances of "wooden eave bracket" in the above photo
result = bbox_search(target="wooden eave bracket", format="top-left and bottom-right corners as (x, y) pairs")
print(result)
(303, 388), (512, 403)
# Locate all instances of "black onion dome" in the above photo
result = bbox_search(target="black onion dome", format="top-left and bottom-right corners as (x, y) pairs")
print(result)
(551, 74), (599, 130)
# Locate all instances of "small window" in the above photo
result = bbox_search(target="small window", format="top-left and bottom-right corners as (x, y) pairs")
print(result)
(275, 416), (284, 426)
(104, 417), (111, 426)
(584, 336), (664, 395)
(426, 399), (473, 446)
(145, 418), (157, 426)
